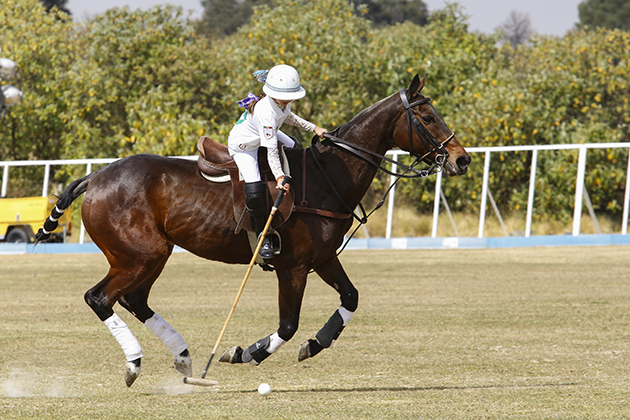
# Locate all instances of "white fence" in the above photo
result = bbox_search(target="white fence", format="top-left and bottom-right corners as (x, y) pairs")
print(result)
(382, 142), (630, 239)
(3, 142), (630, 244)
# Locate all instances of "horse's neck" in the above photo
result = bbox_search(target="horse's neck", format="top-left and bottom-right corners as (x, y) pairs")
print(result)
(316, 96), (400, 207)
(339, 95), (399, 156)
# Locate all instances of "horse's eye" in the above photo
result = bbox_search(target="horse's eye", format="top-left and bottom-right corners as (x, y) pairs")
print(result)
(421, 115), (434, 124)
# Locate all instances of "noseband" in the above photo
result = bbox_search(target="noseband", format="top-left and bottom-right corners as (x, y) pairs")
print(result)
(398, 89), (454, 173)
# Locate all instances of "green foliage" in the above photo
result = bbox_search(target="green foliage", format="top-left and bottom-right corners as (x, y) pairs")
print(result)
(0, 0), (75, 162)
(579, 0), (630, 31)
(444, 28), (630, 222)
(2, 0), (630, 224)
(38, 0), (70, 15)
(206, 0), (380, 141)
(60, 5), (215, 158)
(197, 0), (273, 37)
(354, 0), (428, 27)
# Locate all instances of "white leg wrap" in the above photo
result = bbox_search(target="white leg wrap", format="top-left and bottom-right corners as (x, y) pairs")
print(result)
(267, 332), (285, 354)
(339, 306), (354, 326)
(103, 314), (143, 362)
(144, 313), (188, 356)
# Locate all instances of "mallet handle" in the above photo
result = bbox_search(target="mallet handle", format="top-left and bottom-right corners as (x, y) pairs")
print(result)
(200, 189), (286, 379)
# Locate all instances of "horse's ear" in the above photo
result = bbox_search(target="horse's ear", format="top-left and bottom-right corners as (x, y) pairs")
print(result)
(408, 73), (426, 97)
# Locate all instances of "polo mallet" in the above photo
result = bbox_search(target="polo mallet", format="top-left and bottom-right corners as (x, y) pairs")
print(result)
(183, 186), (287, 387)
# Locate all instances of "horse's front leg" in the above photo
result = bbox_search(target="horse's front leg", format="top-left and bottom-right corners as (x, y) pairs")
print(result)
(220, 266), (308, 365)
(298, 257), (358, 362)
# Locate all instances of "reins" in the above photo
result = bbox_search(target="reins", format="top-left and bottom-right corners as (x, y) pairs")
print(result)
(299, 89), (456, 270)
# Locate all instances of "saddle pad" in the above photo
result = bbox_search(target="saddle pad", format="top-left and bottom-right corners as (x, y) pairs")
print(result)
(195, 136), (294, 234)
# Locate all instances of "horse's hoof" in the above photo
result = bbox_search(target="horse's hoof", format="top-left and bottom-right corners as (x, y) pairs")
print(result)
(174, 349), (192, 376)
(298, 339), (324, 362)
(219, 346), (243, 364)
(298, 340), (312, 362)
(123, 359), (141, 387)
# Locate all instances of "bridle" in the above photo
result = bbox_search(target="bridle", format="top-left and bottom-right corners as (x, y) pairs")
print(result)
(317, 89), (455, 179)
(398, 88), (454, 175)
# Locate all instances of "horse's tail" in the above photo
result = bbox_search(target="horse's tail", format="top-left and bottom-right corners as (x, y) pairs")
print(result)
(35, 173), (94, 244)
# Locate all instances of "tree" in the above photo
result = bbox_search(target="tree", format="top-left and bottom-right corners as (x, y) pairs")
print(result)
(197, 0), (273, 37)
(62, 5), (216, 159)
(0, 0), (77, 196)
(38, 0), (71, 15)
(578, 0), (630, 31)
(497, 10), (533, 48)
(205, 0), (379, 141)
(354, 0), (428, 26)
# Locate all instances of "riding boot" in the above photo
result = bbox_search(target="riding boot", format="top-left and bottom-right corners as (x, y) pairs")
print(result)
(244, 181), (275, 259)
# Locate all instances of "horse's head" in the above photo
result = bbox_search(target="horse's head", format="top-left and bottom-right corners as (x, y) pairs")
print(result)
(392, 74), (471, 176)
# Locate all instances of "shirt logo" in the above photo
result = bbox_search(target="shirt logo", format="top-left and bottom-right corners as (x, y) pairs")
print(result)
(263, 126), (274, 139)
(238, 143), (247, 150)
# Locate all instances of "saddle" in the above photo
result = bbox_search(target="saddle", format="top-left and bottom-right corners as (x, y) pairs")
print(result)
(196, 136), (294, 235)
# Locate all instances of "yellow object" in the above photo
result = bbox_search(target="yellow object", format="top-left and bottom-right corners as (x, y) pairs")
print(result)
(0, 196), (72, 243)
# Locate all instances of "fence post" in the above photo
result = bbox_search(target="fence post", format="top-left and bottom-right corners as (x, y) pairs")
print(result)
(572, 146), (587, 236)
(525, 149), (538, 237)
(385, 153), (398, 239)
(431, 169), (443, 238)
(42, 164), (50, 197)
(478, 150), (491, 238)
(622, 150), (630, 235)
(1, 165), (8, 197)
(79, 163), (93, 245)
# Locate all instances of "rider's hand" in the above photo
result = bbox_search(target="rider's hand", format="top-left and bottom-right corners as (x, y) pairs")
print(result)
(276, 176), (290, 192)
(314, 126), (328, 138)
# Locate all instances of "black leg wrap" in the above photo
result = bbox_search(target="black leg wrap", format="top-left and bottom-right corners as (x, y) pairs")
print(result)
(315, 310), (345, 348)
(241, 335), (272, 365)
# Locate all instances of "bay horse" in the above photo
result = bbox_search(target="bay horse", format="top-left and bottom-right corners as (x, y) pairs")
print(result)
(37, 74), (471, 387)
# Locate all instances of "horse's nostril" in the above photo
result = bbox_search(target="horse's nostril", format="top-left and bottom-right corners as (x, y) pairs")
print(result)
(457, 155), (471, 171)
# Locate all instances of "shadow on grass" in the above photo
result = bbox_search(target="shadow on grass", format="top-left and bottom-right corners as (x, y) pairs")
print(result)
(212, 381), (580, 395)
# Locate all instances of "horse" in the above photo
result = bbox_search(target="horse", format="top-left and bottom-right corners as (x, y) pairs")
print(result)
(36, 74), (471, 387)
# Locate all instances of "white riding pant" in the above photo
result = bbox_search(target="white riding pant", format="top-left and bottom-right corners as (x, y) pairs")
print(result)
(232, 131), (295, 183)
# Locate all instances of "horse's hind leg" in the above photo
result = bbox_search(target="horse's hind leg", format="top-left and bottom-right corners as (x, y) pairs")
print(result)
(117, 254), (192, 377)
(84, 268), (146, 387)
(84, 252), (175, 387)
(298, 257), (358, 362)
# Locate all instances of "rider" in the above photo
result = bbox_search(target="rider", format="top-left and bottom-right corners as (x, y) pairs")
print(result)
(228, 64), (327, 258)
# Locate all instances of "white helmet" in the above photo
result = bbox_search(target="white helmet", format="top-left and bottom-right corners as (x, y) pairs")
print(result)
(0, 57), (18, 79)
(1, 85), (22, 106)
(263, 64), (306, 101)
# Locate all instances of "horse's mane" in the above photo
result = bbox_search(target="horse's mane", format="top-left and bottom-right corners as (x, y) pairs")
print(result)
(336, 94), (395, 137)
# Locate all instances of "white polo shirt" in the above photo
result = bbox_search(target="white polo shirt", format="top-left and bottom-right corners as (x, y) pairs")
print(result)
(228, 95), (316, 179)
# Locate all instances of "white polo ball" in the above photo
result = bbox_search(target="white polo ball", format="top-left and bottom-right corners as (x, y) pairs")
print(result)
(258, 383), (272, 396)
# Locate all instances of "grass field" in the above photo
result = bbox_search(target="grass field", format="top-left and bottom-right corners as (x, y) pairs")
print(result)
(1, 247), (630, 419)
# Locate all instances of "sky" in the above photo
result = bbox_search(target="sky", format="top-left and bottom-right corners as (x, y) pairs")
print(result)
(66, 0), (583, 37)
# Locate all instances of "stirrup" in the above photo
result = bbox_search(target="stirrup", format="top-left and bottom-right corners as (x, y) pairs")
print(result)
(257, 231), (281, 259)
(258, 235), (276, 259)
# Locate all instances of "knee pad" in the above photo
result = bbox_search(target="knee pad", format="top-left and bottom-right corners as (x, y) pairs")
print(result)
(244, 181), (267, 217)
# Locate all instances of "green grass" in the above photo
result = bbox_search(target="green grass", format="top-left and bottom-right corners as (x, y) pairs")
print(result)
(1, 247), (630, 419)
